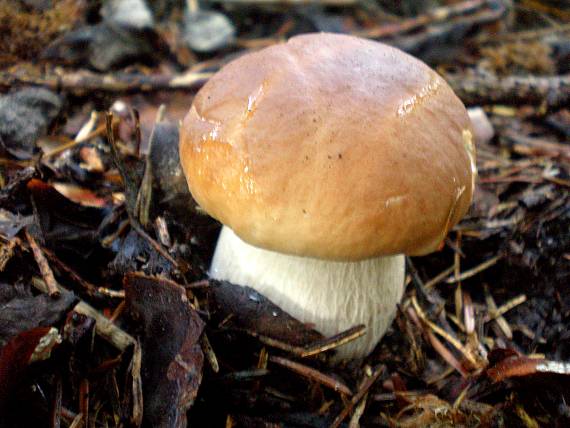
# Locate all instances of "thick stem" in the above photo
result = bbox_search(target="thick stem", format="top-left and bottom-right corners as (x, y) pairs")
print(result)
(210, 226), (405, 359)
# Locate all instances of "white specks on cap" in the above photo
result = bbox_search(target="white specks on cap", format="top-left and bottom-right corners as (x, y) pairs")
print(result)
(385, 195), (406, 208)
(245, 83), (266, 120)
(397, 78), (441, 117)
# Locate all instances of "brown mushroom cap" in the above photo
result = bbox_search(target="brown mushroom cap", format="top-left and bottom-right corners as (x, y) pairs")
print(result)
(180, 33), (475, 261)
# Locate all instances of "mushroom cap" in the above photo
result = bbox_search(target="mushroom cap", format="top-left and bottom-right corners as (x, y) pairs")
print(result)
(180, 33), (476, 261)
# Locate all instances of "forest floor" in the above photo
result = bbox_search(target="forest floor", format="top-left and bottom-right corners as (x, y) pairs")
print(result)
(0, 0), (569, 427)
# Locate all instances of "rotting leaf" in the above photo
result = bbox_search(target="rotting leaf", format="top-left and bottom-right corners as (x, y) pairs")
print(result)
(208, 280), (323, 347)
(0, 88), (62, 160)
(52, 182), (111, 208)
(0, 326), (61, 412)
(124, 273), (204, 428)
(0, 167), (35, 208)
(109, 229), (174, 276)
(27, 179), (106, 250)
(0, 282), (76, 348)
(487, 349), (570, 383)
(0, 209), (32, 239)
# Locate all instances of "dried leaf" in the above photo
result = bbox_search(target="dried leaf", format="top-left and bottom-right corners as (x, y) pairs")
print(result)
(487, 350), (570, 383)
(0, 327), (61, 410)
(209, 280), (323, 346)
(53, 182), (110, 208)
(125, 273), (204, 428)
(0, 282), (76, 348)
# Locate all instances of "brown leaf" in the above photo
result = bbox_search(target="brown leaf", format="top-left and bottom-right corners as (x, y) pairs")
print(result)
(124, 273), (204, 428)
(487, 351), (570, 383)
(208, 280), (323, 346)
(0, 282), (76, 348)
(52, 182), (109, 208)
(0, 327), (59, 410)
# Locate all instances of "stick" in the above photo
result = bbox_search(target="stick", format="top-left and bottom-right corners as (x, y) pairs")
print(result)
(447, 73), (570, 111)
(270, 356), (352, 395)
(31, 277), (134, 351)
(329, 365), (384, 428)
(25, 229), (60, 298)
(0, 68), (212, 94)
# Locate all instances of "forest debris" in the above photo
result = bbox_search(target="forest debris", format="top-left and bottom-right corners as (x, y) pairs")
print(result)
(269, 356), (352, 395)
(1, 1), (570, 425)
(480, 41), (556, 75)
(242, 324), (366, 358)
(109, 229), (175, 277)
(445, 254), (502, 283)
(52, 183), (110, 208)
(200, 333), (220, 373)
(183, 0), (235, 53)
(487, 351), (570, 383)
(31, 277), (134, 351)
(407, 306), (468, 377)
(210, 0), (357, 5)
(24, 228), (60, 297)
(446, 72), (570, 111)
(0, 67), (212, 94)
(424, 265), (455, 289)
(504, 130), (570, 161)
(348, 393), (368, 428)
(0, 326), (62, 412)
(394, 394), (464, 427)
(31, 277), (143, 425)
(0, 209), (32, 240)
(485, 294), (527, 322)
(0, 281), (76, 349)
(100, 0), (154, 30)
(299, 325), (366, 357)
(484, 284), (513, 339)
(40, 246), (102, 299)
(329, 364), (384, 428)
(105, 111), (139, 215)
(0, 166), (35, 206)
(356, 0), (500, 39)
(411, 295), (479, 369)
(124, 273), (205, 427)
(210, 281), (323, 347)
(0, 87), (62, 159)
(42, 22), (162, 71)
(0, 0), (84, 67)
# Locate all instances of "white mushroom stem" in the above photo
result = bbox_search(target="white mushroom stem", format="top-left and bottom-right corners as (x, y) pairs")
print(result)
(209, 226), (405, 360)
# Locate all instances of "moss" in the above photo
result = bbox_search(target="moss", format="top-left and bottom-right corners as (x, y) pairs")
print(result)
(0, 0), (82, 68)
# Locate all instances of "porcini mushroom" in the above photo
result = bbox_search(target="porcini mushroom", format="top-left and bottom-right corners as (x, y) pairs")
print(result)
(179, 33), (476, 359)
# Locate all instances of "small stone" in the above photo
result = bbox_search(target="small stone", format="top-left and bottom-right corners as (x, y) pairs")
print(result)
(100, 0), (154, 30)
(468, 107), (495, 145)
(42, 22), (159, 71)
(0, 88), (62, 160)
(183, 9), (235, 53)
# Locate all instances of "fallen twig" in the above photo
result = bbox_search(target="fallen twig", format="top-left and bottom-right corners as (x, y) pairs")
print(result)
(25, 229), (60, 298)
(330, 365), (384, 428)
(270, 356), (352, 395)
(242, 324), (366, 358)
(446, 73), (570, 111)
(445, 255), (502, 284)
(0, 67), (212, 94)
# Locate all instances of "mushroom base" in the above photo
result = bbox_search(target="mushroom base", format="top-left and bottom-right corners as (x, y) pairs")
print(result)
(209, 226), (405, 360)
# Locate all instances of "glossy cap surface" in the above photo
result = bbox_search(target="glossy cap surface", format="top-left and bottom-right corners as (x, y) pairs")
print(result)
(180, 33), (475, 260)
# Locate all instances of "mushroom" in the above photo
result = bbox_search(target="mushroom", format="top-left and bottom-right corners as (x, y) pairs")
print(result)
(179, 33), (476, 359)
